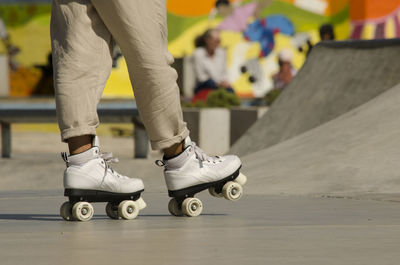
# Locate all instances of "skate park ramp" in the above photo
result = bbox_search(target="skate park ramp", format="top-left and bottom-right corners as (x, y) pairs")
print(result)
(231, 39), (400, 157)
(241, 82), (400, 197)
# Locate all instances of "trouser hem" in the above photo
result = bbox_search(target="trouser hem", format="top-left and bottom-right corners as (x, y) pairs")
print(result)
(61, 127), (97, 142)
(150, 128), (190, 150)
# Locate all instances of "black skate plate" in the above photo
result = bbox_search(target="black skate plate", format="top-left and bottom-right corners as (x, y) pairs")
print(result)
(65, 189), (144, 204)
(168, 166), (241, 199)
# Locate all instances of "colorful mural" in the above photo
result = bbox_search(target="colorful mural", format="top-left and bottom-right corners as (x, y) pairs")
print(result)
(167, 0), (350, 97)
(0, 0), (400, 98)
(349, 0), (400, 39)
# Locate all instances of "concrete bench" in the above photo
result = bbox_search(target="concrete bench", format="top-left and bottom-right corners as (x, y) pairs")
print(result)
(0, 102), (149, 158)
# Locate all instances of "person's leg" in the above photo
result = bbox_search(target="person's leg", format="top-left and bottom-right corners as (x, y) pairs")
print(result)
(67, 135), (93, 155)
(90, 0), (246, 217)
(91, 0), (189, 154)
(52, 0), (146, 222)
(163, 142), (183, 158)
(51, 0), (113, 153)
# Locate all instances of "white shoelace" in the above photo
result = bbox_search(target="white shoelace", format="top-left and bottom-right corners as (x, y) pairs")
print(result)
(189, 141), (222, 166)
(100, 152), (128, 184)
(101, 152), (119, 164)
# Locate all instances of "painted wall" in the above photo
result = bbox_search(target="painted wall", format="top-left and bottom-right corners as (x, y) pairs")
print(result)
(1, 0), (399, 98)
(167, 0), (350, 97)
(350, 0), (400, 39)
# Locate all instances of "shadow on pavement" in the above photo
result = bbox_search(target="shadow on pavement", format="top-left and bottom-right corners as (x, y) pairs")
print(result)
(0, 213), (227, 221)
(0, 214), (62, 222)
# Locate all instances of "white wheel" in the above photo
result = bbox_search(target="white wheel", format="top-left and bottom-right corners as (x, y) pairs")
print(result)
(72, 202), (94, 221)
(118, 200), (139, 220)
(105, 202), (119, 220)
(60, 201), (74, 221)
(182, 198), (203, 217)
(222, 181), (243, 201)
(208, 187), (223, 198)
(168, 198), (183, 216)
(234, 172), (247, 186)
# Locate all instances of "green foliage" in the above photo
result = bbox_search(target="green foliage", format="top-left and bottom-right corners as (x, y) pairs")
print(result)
(180, 100), (192, 108)
(182, 89), (241, 108)
(264, 89), (282, 106)
(206, 89), (241, 108)
(192, 100), (208, 108)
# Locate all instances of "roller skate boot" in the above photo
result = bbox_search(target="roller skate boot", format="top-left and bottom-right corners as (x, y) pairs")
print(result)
(59, 136), (146, 221)
(156, 137), (247, 217)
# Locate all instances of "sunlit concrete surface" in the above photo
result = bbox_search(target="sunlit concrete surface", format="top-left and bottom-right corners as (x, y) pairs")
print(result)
(242, 84), (400, 196)
(1, 191), (400, 265)
(2, 116), (400, 264)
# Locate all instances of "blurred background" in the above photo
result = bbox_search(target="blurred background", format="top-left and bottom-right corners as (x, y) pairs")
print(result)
(1, 0), (399, 99)
(0, 0), (400, 160)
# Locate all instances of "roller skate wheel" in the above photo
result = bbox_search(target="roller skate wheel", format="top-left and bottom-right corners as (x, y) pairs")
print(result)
(168, 198), (183, 216)
(208, 187), (223, 198)
(136, 197), (147, 210)
(118, 200), (139, 220)
(105, 202), (119, 220)
(60, 201), (74, 221)
(234, 173), (247, 186)
(222, 181), (243, 201)
(182, 197), (203, 217)
(72, 202), (94, 221)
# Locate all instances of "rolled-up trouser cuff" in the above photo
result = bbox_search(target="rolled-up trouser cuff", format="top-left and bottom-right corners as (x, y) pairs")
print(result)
(150, 127), (190, 150)
(61, 127), (97, 143)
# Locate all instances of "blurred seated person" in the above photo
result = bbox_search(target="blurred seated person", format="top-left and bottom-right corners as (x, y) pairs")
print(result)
(192, 29), (234, 102)
(273, 49), (297, 90)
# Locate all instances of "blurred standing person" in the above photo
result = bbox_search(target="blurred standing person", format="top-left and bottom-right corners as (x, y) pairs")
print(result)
(0, 16), (8, 45)
(193, 29), (234, 97)
(273, 49), (297, 90)
(0, 15), (20, 71)
(319, 23), (335, 41)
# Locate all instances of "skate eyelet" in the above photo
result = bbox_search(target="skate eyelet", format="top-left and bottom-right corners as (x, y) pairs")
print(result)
(155, 160), (165, 167)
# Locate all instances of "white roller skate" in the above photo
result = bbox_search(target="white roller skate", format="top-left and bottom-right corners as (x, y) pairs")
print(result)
(60, 136), (146, 222)
(156, 137), (247, 217)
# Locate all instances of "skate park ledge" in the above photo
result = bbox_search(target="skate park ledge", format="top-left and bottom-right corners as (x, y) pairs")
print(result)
(0, 100), (267, 158)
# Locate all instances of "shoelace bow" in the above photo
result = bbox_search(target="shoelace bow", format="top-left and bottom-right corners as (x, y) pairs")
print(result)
(100, 152), (126, 180)
(190, 142), (221, 164)
(101, 152), (119, 164)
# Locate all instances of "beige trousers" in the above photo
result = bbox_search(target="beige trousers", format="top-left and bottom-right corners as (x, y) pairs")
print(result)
(51, 0), (189, 150)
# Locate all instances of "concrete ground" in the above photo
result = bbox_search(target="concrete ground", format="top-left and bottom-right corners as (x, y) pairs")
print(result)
(1, 132), (400, 264)
(2, 191), (400, 265)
